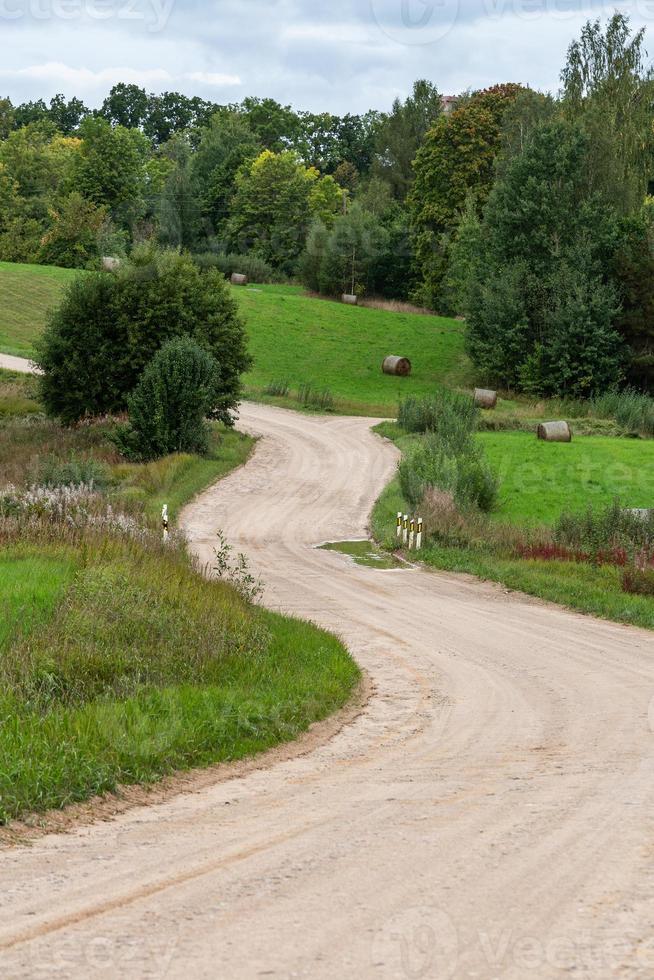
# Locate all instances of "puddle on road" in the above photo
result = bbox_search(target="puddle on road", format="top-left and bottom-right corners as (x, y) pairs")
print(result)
(318, 540), (405, 570)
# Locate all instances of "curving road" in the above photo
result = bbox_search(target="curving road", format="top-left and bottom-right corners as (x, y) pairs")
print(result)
(1, 400), (654, 978)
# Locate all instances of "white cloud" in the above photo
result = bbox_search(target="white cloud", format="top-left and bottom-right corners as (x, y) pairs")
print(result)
(2, 62), (172, 86)
(184, 71), (241, 86)
(0, 0), (650, 113)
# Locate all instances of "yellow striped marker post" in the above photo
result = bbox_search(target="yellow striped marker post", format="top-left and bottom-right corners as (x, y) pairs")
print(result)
(402, 514), (409, 545)
(396, 512), (403, 540)
(409, 517), (416, 551)
(162, 503), (169, 542)
(416, 517), (423, 550)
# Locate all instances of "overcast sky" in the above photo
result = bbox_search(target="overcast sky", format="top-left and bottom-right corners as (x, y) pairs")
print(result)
(0, 0), (652, 114)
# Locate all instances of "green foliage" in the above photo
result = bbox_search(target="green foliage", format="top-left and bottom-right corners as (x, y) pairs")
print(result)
(38, 454), (110, 490)
(191, 111), (261, 239)
(372, 79), (442, 200)
(589, 387), (654, 437)
(397, 391), (498, 511)
(465, 120), (626, 397)
(114, 337), (219, 461)
(554, 499), (654, 559)
(192, 250), (277, 283)
(612, 204), (654, 389)
(297, 383), (334, 411)
(73, 116), (149, 227)
(37, 191), (112, 269)
(398, 389), (479, 441)
(299, 203), (391, 298)
(399, 433), (498, 511)
(36, 247), (250, 425)
(410, 84), (524, 309)
(227, 150), (343, 273)
(561, 13), (654, 216)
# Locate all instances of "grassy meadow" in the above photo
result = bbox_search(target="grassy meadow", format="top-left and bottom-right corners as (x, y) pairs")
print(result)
(0, 261), (78, 357)
(238, 284), (471, 414)
(0, 536), (358, 823)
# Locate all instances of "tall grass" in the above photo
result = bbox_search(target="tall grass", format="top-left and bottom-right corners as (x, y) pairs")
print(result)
(397, 392), (498, 512)
(0, 522), (358, 823)
(398, 389), (479, 438)
(588, 388), (654, 438)
(297, 383), (335, 411)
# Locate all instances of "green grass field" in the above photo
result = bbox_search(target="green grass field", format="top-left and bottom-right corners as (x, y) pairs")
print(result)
(240, 285), (470, 414)
(377, 423), (654, 527)
(0, 261), (78, 357)
(479, 431), (654, 525)
(0, 538), (358, 823)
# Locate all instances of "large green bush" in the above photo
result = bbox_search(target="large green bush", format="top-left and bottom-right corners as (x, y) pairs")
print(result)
(36, 246), (251, 425)
(113, 337), (219, 461)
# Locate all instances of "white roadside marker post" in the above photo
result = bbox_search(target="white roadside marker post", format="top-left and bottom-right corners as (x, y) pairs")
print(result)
(409, 517), (416, 551)
(402, 514), (409, 546)
(416, 517), (423, 550)
(396, 512), (403, 540)
(162, 503), (169, 542)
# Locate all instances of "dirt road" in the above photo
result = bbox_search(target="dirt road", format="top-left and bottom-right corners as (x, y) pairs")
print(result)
(2, 401), (654, 979)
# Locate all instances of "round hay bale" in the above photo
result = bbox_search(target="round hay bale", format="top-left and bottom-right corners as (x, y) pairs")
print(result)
(382, 356), (412, 377)
(231, 273), (248, 286)
(537, 421), (572, 443)
(341, 293), (358, 305)
(101, 256), (121, 272)
(474, 388), (498, 410)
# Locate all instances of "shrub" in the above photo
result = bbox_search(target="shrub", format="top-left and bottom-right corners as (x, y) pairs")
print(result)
(192, 251), (277, 283)
(622, 567), (654, 596)
(554, 499), (654, 561)
(36, 245), (251, 425)
(589, 388), (654, 437)
(398, 391), (479, 450)
(399, 433), (499, 511)
(38, 454), (110, 490)
(113, 338), (219, 461)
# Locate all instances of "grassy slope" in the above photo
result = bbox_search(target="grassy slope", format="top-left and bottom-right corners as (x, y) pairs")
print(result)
(0, 540), (358, 823)
(0, 261), (78, 357)
(372, 426), (654, 631)
(239, 285), (470, 414)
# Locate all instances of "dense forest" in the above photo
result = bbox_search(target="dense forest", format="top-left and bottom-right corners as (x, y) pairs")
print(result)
(1, 13), (652, 395)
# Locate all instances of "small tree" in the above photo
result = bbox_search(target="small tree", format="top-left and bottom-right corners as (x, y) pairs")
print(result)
(114, 337), (219, 461)
(37, 246), (251, 424)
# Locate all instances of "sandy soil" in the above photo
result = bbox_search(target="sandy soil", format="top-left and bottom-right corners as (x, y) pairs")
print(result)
(0, 353), (36, 373)
(1, 400), (654, 979)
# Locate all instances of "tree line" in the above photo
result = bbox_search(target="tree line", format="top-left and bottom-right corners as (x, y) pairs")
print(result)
(1, 13), (653, 395)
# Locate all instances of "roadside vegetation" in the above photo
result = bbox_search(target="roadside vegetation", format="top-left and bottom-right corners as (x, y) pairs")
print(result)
(0, 527), (358, 824)
(374, 396), (654, 630)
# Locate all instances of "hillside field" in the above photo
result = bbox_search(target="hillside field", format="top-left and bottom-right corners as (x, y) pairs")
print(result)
(0, 261), (78, 357)
(0, 264), (471, 412)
